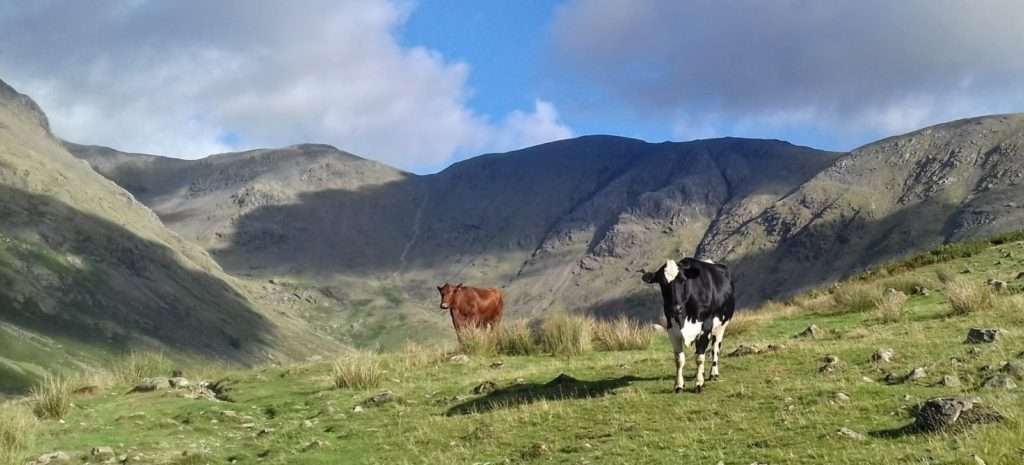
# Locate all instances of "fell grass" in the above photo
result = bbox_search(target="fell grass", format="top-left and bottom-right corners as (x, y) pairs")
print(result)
(592, 317), (653, 351)
(873, 290), (909, 324)
(30, 375), (72, 419)
(457, 327), (499, 357)
(110, 351), (173, 384)
(331, 352), (383, 390)
(495, 321), (537, 356)
(829, 281), (882, 314)
(537, 313), (592, 356)
(946, 278), (995, 316)
(0, 402), (38, 465)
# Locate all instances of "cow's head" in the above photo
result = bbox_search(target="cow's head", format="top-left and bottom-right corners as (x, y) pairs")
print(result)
(641, 259), (701, 306)
(436, 283), (463, 310)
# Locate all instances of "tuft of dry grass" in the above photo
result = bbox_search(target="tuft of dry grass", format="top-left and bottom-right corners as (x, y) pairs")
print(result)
(935, 267), (956, 285)
(396, 342), (448, 370)
(457, 327), (499, 356)
(0, 401), (38, 465)
(495, 320), (538, 356)
(830, 282), (882, 313)
(537, 313), (592, 356)
(30, 375), (72, 419)
(873, 290), (909, 323)
(110, 351), (173, 385)
(592, 316), (653, 351)
(332, 352), (384, 390)
(946, 279), (994, 316)
(789, 292), (836, 314)
(879, 274), (939, 295)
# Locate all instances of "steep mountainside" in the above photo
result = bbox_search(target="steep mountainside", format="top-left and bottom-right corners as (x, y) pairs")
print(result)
(0, 79), (340, 393)
(61, 90), (1024, 326)
(700, 114), (1024, 302)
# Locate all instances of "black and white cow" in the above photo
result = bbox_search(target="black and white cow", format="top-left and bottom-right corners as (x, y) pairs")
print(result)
(642, 257), (735, 393)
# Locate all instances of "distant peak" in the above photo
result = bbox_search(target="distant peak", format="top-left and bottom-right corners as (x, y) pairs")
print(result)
(0, 77), (51, 133)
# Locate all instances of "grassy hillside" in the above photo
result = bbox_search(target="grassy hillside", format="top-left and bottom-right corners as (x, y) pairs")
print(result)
(0, 79), (350, 395)
(6, 233), (1023, 465)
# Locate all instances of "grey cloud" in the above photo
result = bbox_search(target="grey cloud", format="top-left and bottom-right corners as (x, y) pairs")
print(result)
(553, 0), (1024, 143)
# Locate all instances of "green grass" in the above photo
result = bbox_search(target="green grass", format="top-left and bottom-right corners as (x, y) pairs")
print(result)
(13, 236), (1024, 465)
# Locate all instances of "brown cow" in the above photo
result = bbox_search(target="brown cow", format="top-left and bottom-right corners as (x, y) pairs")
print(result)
(436, 283), (503, 336)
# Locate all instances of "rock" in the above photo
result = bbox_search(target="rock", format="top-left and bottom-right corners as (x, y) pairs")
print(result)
(363, 391), (398, 406)
(795, 324), (823, 339)
(1000, 361), (1024, 379)
(834, 392), (851, 403)
(912, 286), (930, 296)
(905, 367), (927, 383)
(966, 328), (1001, 344)
(871, 348), (895, 364)
(471, 381), (497, 395)
(1015, 271), (1024, 281)
(913, 397), (1004, 433)
(990, 280), (1007, 291)
(168, 377), (190, 389)
(728, 344), (763, 357)
(961, 268), (973, 274)
(351, 405), (364, 413)
(303, 439), (328, 451)
(884, 372), (900, 384)
(448, 354), (470, 364)
(819, 355), (841, 374)
(257, 428), (275, 436)
(73, 385), (100, 395)
(971, 453), (987, 465)
(981, 374), (1018, 390)
(836, 427), (866, 441)
(547, 373), (579, 386)
(127, 378), (165, 393)
(91, 447), (115, 462)
(941, 375), (961, 387)
(27, 452), (72, 465)
(489, 361), (505, 369)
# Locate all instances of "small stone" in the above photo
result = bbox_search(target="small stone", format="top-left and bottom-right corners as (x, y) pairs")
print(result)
(489, 361), (505, 369)
(471, 381), (497, 395)
(168, 377), (190, 389)
(884, 372), (900, 384)
(871, 348), (895, 364)
(128, 378), (165, 393)
(941, 375), (961, 387)
(1015, 271), (1024, 281)
(913, 397), (1004, 433)
(795, 324), (823, 339)
(961, 268), (973, 274)
(364, 391), (398, 406)
(990, 280), (1007, 291)
(729, 344), (763, 357)
(257, 428), (275, 436)
(352, 405), (364, 413)
(819, 354), (841, 374)
(27, 452), (72, 465)
(971, 453), (987, 465)
(912, 286), (930, 296)
(905, 367), (927, 383)
(448, 354), (470, 364)
(981, 374), (1018, 390)
(1000, 361), (1024, 379)
(966, 328), (1002, 344)
(303, 439), (328, 451)
(834, 392), (851, 403)
(91, 447), (116, 462)
(836, 427), (866, 441)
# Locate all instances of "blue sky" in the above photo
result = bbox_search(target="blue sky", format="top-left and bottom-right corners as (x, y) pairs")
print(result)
(1, 1), (1023, 173)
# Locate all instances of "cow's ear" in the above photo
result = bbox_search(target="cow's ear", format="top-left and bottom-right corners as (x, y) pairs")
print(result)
(683, 266), (700, 279)
(641, 272), (656, 284)
(437, 285), (443, 292)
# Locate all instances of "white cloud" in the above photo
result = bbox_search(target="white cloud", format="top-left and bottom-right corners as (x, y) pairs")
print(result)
(490, 100), (574, 152)
(554, 0), (1024, 146)
(0, 1), (572, 172)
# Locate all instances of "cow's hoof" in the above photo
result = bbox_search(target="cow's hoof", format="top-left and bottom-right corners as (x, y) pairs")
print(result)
(694, 384), (704, 394)
(674, 386), (684, 394)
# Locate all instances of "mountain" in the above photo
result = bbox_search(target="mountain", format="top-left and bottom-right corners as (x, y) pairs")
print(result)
(68, 114), (1024, 327)
(0, 79), (343, 393)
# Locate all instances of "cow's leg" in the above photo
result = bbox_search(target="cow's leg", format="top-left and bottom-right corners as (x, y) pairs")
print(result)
(668, 328), (685, 393)
(694, 333), (711, 393)
(710, 321), (727, 380)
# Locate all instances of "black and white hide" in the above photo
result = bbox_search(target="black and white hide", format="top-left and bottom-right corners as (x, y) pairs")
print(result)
(642, 257), (736, 393)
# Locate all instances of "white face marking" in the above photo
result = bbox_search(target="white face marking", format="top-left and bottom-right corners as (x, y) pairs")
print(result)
(663, 259), (679, 282)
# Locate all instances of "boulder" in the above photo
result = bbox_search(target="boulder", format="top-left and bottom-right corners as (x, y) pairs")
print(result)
(471, 381), (497, 395)
(836, 427), (866, 441)
(27, 452), (72, 465)
(168, 377), (190, 389)
(795, 324), (823, 339)
(965, 328), (1001, 344)
(819, 355), (842, 374)
(912, 286), (930, 296)
(91, 447), (116, 462)
(905, 367), (927, 383)
(913, 397), (1004, 433)
(871, 348), (895, 364)
(981, 374), (1018, 390)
